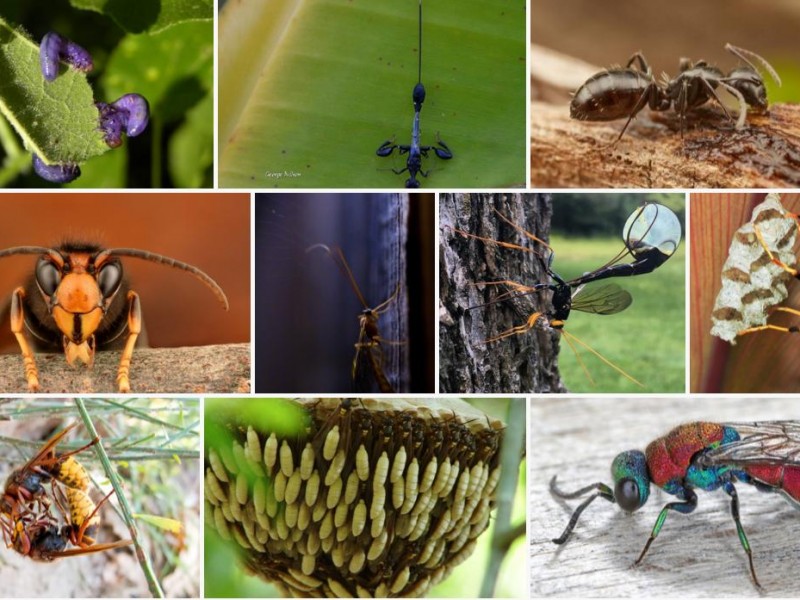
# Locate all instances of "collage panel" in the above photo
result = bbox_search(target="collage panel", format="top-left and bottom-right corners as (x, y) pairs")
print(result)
(0, 2), (213, 189)
(218, 0), (525, 189)
(203, 397), (526, 598)
(691, 192), (800, 393)
(254, 193), (434, 394)
(440, 193), (685, 394)
(0, 194), (250, 394)
(0, 397), (200, 597)
(530, 397), (799, 597)
(531, 0), (799, 188)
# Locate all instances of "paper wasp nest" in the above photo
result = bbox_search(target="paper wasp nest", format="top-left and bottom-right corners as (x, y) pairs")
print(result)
(205, 399), (504, 598)
(711, 194), (798, 343)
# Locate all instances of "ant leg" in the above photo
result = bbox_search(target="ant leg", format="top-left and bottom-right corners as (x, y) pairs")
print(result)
(716, 81), (747, 129)
(625, 52), (650, 74)
(376, 138), (397, 157)
(604, 84), (656, 146)
(10, 287), (40, 391)
(116, 291), (141, 394)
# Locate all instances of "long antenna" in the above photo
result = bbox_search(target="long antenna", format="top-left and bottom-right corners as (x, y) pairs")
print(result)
(418, 0), (423, 84)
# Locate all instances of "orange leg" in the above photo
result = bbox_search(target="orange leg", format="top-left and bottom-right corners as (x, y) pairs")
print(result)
(10, 287), (40, 391)
(483, 311), (545, 343)
(116, 291), (141, 393)
(739, 306), (800, 336)
(753, 223), (800, 277)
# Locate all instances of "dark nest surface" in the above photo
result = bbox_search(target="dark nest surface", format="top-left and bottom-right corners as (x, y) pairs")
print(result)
(205, 398), (505, 598)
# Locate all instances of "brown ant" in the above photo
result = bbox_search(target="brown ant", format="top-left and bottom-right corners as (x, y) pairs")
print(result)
(571, 44), (781, 144)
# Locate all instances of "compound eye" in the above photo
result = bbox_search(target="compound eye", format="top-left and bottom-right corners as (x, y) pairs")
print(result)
(35, 259), (61, 296)
(97, 263), (122, 297)
(615, 478), (642, 512)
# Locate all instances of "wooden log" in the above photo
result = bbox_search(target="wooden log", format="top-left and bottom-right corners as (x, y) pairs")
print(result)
(531, 45), (800, 188)
(0, 343), (251, 393)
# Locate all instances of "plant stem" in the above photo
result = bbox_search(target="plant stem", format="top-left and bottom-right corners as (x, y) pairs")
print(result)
(75, 399), (165, 598)
(479, 399), (525, 598)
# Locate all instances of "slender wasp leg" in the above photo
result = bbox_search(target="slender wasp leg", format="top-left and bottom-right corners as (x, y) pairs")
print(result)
(10, 287), (40, 391)
(753, 222), (800, 277)
(116, 291), (141, 393)
(376, 138), (398, 157)
(482, 311), (546, 343)
(722, 481), (761, 589)
(432, 133), (453, 159)
(635, 487), (697, 567)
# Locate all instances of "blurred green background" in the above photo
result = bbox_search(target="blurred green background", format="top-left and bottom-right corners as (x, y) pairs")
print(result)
(204, 398), (527, 598)
(0, 0), (212, 188)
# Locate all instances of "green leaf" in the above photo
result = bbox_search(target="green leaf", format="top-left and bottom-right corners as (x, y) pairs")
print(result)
(134, 513), (184, 533)
(219, 0), (526, 188)
(69, 0), (212, 35)
(0, 16), (107, 163)
(67, 141), (126, 187)
(101, 21), (213, 121)
(169, 91), (212, 187)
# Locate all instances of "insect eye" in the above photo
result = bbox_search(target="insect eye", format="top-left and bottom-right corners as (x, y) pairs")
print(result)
(35, 259), (61, 296)
(614, 478), (642, 512)
(97, 263), (122, 297)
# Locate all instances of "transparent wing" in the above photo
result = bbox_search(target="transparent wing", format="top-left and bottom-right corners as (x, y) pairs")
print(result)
(700, 421), (800, 467)
(571, 283), (633, 316)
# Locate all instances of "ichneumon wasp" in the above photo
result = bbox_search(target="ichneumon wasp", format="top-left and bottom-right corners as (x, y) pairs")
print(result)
(376, 0), (452, 188)
(550, 420), (800, 589)
(449, 200), (682, 387)
(307, 244), (404, 393)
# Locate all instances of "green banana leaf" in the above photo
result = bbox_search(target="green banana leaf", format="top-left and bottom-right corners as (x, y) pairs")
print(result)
(220, 0), (526, 188)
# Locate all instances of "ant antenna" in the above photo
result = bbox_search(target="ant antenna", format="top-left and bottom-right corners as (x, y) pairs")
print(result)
(418, 0), (423, 85)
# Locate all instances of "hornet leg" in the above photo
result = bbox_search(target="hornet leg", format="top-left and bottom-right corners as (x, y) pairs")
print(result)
(116, 291), (141, 393)
(10, 287), (39, 391)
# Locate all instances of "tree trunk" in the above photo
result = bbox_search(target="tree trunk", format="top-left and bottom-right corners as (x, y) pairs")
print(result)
(439, 193), (565, 393)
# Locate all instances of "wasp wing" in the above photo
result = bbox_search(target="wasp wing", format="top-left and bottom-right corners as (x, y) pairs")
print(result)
(571, 284), (632, 315)
(699, 421), (800, 468)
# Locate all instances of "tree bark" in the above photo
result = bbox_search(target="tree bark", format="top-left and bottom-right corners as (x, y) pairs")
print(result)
(531, 44), (800, 188)
(439, 193), (565, 393)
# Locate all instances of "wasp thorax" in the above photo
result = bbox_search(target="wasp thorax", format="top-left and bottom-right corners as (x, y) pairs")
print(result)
(205, 399), (504, 598)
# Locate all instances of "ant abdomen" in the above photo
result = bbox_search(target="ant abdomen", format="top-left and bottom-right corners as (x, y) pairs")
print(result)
(571, 69), (664, 122)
